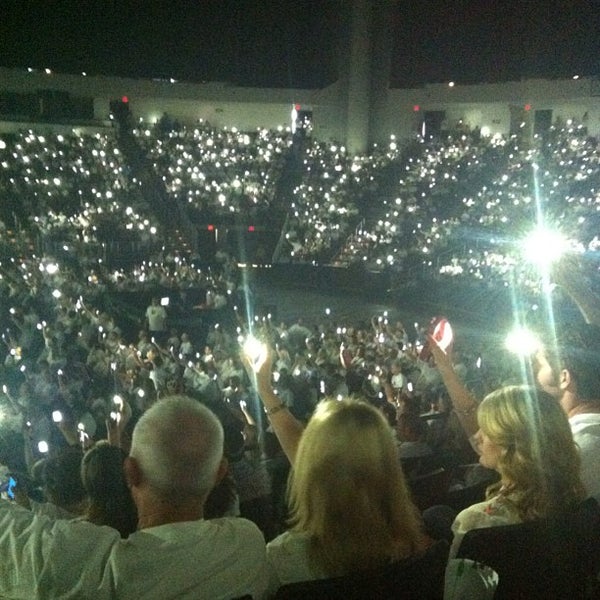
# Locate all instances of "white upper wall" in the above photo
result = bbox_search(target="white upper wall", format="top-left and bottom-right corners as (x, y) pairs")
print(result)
(1, 67), (599, 150)
(383, 78), (600, 141)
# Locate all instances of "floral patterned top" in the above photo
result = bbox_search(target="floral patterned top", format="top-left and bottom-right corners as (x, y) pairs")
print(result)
(449, 492), (522, 558)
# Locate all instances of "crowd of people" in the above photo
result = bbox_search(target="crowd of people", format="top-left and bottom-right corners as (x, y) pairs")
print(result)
(0, 116), (599, 597)
(135, 120), (292, 225)
(282, 137), (396, 262)
(0, 128), (162, 266)
(333, 123), (600, 291)
(130, 116), (600, 297)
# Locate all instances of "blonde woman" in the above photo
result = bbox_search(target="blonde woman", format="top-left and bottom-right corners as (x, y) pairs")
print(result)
(450, 385), (586, 557)
(246, 346), (438, 595)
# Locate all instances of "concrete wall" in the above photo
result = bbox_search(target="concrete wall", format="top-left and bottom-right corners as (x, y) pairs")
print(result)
(1, 67), (599, 151)
(129, 98), (297, 131)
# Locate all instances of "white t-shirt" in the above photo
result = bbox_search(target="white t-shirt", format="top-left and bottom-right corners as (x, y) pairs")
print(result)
(266, 530), (327, 595)
(145, 305), (167, 332)
(391, 372), (406, 390)
(0, 502), (268, 600)
(570, 412), (600, 502)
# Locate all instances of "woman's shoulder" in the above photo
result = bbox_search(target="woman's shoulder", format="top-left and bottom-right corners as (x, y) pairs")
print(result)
(449, 494), (522, 559)
(267, 531), (325, 587)
(454, 494), (521, 533)
(267, 530), (312, 559)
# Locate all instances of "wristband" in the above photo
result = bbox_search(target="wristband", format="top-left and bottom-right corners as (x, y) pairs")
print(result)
(265, 403), (287, 416)
(454, 404), (477, 416)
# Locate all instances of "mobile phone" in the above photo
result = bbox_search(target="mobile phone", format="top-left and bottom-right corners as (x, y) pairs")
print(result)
(0, 476), (16, 500)
(420, 316), (453, 360)
(7, 476), (16, 500)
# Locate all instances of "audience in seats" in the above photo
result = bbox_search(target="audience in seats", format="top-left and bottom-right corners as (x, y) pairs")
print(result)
(246, 345), (445, 596)
(448, 385), (586, 557)
(0, 397), (268, 599)
(0, 118), (599, 597)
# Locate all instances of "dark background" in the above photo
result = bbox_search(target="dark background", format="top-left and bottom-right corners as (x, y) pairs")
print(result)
(1, 1), (599, 88)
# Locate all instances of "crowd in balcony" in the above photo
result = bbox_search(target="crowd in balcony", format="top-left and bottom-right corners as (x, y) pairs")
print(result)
(282, 137), (396, 262)
(0, 129), (161, 259)
(135, 119), (292, 225)
(332, 122), (600, 291)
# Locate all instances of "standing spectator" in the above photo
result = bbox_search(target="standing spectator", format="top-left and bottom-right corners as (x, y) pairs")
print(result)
(80, 441), (138, 538)
(145, 297), (167, 346)
(535, 322), (600, 502)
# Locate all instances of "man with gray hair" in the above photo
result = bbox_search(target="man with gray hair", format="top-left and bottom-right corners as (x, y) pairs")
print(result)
(0, 396), (269, 599)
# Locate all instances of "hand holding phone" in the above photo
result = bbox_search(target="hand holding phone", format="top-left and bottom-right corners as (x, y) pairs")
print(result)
(0, 476), (17, 500)
(420, 316), (453, 360)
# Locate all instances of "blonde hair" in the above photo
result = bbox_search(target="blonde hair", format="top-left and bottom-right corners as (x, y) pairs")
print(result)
(287, 398), (426, 576)
(478, 385), (585, 520)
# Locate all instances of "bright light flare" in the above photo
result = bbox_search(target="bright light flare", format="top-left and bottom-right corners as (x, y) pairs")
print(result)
(522, 227), (569, 267)
(505, 327), (540, 356)
(242, 335), (267, 372)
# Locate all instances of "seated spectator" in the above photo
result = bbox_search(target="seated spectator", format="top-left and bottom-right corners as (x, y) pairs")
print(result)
(396, 412), (434, 459)
(80, 441), (138, 538)
(0, 396), (268, 599)
(30, 447), (88, 519)
(247, 347), (440, 596)
(449, 385), (586, 557)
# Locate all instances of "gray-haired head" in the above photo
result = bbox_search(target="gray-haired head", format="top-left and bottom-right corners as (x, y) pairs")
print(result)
(129, 396), (224, 497)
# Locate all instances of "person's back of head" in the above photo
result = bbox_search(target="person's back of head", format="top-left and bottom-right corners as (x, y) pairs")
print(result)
(555, 322), (600, 403)
(397, 412), (428, 442)
(42, 446), (87, 515)
(288, 397), (426, 576)
(540, 322), (600, 404)
(128, 396), (224, 503)
(81, 441), (137, 537)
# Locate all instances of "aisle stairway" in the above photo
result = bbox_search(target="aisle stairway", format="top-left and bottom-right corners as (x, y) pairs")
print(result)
(114, 116), (198, 256)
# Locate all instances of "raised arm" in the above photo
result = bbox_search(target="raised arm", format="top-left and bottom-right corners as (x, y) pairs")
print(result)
(552, 254), (600, 327)
(428, 335), (479, 438)
(243, 346), (304, 465)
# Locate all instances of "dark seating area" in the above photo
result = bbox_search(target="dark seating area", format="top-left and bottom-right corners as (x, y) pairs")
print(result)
(456, 497), (600, 600)
(273, 540), (449, 600)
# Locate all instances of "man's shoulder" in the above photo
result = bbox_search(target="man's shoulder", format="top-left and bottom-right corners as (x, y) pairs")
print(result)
(570, 412), (600, 443)
(111, 518), (268, 599)
(129, 517), (265, 549)
(204, 516), (266, 540)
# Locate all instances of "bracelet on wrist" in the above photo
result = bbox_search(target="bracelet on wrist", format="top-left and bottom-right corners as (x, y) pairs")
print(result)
(265, 403), (287, 416)
(454, 404), (477, 416)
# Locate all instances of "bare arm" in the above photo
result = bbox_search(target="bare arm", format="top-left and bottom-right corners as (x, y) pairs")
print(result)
(243, 347), (304, 465)
(552, 254), (600, 327)
(428, 335), (479, 438)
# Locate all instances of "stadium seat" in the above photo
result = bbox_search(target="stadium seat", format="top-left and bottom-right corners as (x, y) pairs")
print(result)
(272, 539), (449, 599)
(456, 496), (600, 599)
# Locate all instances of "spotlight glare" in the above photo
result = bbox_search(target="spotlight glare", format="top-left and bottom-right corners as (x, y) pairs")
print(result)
(505, 327), (540, 356)
(522, 227), (568, 267)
